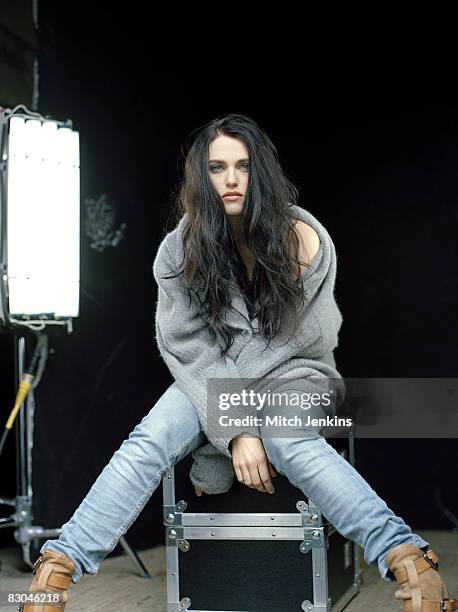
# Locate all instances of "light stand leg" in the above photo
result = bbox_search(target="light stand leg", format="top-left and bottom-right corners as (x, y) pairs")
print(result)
(118, 535), (152, 579)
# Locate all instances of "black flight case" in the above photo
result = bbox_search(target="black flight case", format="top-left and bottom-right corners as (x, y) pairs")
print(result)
(162, 427), (361, 612)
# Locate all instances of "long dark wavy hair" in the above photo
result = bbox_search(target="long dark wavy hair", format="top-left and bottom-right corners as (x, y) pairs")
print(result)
(165, 113), (312, 357)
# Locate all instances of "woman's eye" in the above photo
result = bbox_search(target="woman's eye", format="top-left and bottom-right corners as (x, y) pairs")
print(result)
(209, 163), (250, 173)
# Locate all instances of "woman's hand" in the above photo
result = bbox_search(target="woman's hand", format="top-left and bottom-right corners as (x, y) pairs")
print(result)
(230, 434), (277, 493)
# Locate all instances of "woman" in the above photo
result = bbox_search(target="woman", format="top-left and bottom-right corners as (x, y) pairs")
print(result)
(22, 114), (456, 612)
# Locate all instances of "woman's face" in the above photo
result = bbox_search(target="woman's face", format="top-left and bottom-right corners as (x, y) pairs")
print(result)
(208, 135), (249, 217)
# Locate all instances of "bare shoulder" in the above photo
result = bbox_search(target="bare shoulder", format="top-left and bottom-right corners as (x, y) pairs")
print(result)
(292, 220), (321, 279)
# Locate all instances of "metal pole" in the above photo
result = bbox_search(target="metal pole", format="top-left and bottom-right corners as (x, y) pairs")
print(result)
(18, 335), (27, 496)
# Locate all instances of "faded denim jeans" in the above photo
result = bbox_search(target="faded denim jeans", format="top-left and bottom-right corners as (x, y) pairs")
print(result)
(41, 380), (429, 583)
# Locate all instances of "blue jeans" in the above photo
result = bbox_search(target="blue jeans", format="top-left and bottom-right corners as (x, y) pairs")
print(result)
(41, 380), (428, 583)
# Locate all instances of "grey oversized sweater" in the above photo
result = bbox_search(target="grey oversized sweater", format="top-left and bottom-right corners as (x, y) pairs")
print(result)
(152, 204), (345, 494)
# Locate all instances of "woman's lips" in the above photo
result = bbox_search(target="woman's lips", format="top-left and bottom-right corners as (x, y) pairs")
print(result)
(223, 194), (242, 201)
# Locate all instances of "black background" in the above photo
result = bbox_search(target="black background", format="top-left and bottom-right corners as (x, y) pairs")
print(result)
(1, 4), (457, 554)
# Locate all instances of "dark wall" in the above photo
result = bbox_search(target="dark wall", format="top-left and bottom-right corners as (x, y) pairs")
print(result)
(0, 0), (37, 107)
(1, 4), (457, 556)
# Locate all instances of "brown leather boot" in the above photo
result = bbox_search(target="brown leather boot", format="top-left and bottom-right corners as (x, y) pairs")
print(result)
(19, 549), (76, 611)
(386, 543), (458, 612)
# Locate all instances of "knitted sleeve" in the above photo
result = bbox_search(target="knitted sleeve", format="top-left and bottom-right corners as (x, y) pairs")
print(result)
(153, 236), (261, 458)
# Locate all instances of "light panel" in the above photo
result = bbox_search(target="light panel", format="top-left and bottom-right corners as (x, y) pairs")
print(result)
(6, 116), (80, 318)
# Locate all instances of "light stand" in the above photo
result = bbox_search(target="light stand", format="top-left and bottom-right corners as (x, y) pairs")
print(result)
(0, 105), (150, 579)
(0, 335), (151, 577)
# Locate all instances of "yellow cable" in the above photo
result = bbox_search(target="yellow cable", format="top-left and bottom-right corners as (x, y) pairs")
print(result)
(5, 373), (35, 430)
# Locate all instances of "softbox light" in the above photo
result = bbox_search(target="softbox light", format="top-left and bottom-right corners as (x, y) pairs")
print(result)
(0, 107), (80, 329)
